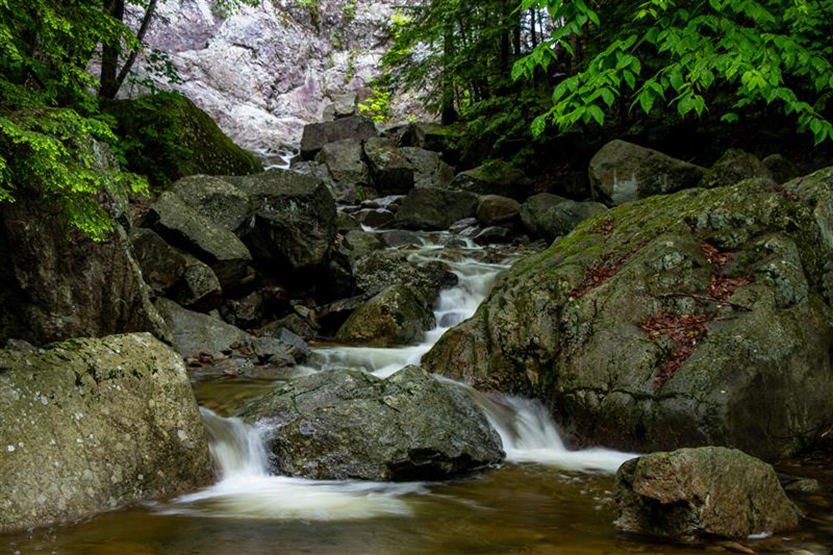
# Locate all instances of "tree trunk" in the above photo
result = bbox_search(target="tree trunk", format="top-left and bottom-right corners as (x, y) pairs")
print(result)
(100, 0), (158, 99)
(99, 0), (125, 98)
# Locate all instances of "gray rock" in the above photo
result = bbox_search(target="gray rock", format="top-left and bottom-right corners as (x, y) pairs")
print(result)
(156, 298), (251, 357)
(450, 162), (532, 200)
(355, 208), (395, 228)
(220, 291), (264, 328)
(401, 146), (455, 188)
(300, 116), (378, 160)
(259, 315), (319, 343)
(364, 137), (415, 194)
(476, 195), (521, 226)
(315, 139), (371, 202)
(230, 170), (337, 272)
(336, 210), (362, 233)
(336, 284), (436, 346)
(762, 154), (801, 184)
(381, 229), (422, 248)
(174, 254), (222, 308)
(449, 217), (479, 234)
(393, 122), (464, 162)
(589, 140), (707, 206)
(520, 194), (607, 241)
(332, 92), (358, 118)
(242, 366), (504, 480)
(393, 187), (479, 230)
(0, 196), (169, 346)
(0, 333), (212, 532)
(144, 191), (252, 290)
(352, 250), (458, 307)
(616, 447), (799, 541)
(701, 149), (774, 189)
(344, 229), (385, 256)
(171, 175), (252, 232)
(474, 226), (515, 245)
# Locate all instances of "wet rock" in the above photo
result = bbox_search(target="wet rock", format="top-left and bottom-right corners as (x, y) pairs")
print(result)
(477, 195), (521, 226)
(364, 137), (415, 195)
(144, 191), (252, 290)
(220, 291), (264, 328)
(0, 333), (212, 532)
(314, 138), (371, 202)
(402, 146), (455, 188)
(449, 217), (480, 234)
(0, 195), (169, 346)
(344, 229), (385, 256)
(393, 187), (479, 230)
(336, 284), (436, 346)
(171, 175), (253, 232)
(589, 140), (706, 206)
(520, 194), (608, 241)
(3, 339), (35, 351)
(300, 115), (378, 160)
(616, 447), (799, 541)
(381, 229), (422, 248)
(336, 210), (362, 233)
(229, 170), (337, 273)
(258, 315), (319, 343)
(156, 298), (251, 357)
(242, 366), (504, 480)
(314, 292), (375, 335)
(424, 176), (833, 460)
(450, 161), (532, 200)
(355, 208), (395, 228)
(173, 255), (223, 308)
(352, 250), (458, 307)
(474, 226), (515, 245)
(763, 154), (801, 184)
(783, 478), (820, 493)
(701, 149), (774, 189)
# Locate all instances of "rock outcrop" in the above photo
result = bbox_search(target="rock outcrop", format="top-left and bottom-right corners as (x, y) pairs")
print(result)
(243, 366), (504, 481)
(0, 333), (212, 532)
(589, 140), (706, 206)
(425, 172), (833, 460)
(615, 447), (799, 541)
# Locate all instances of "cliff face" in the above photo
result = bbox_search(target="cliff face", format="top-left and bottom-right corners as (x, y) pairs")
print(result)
(124, 0), (423, 152)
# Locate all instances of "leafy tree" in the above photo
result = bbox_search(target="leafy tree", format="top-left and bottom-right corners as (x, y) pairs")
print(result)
(516, 0), (833, 144)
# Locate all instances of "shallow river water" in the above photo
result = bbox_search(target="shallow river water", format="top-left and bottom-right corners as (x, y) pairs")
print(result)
(4, 239), (833, 554)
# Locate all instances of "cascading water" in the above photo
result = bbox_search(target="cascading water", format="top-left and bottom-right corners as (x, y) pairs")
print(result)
(170, 238), (634, 522)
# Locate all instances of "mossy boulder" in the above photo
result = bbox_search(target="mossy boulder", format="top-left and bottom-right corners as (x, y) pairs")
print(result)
(393, 187), (479, 230)
(520, 193), (608, 242)
(336, 284), (436, 346)
(763, 154), (801, 184)
(450, 161), (532, 200)
(589, 140), (706, 206)
(616, 447), (799, 541)
(701, 149), (774, 189)
(0, 333), (212, 532)
(424, 172), (833, 460)
(477, 195), (521, 226)
(105, 93), (262, 188)
(171, 175), (253, 232)
(351, 250), (458, 307)
(242, 366), (504, 481)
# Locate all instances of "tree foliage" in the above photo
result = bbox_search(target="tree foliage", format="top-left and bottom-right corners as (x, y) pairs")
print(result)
(516, 0), (833, 144)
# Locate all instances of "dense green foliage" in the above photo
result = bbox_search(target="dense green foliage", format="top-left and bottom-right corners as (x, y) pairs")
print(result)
(387, 0), (833, 166)
(0, 0), (256, 239)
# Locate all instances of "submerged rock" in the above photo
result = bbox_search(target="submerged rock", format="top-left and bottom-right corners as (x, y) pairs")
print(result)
(0, 333), (212, 532)
(616, 447), (799, 541)
(424, 175), (833, 460)
(243, 366), (504, 481)
(589, 140), (706, 206)
(336, 284), (436, 346)
(393, 187), (479, 230)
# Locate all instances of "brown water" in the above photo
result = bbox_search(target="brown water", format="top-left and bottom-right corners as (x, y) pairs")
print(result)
(3, 372), (832, 555)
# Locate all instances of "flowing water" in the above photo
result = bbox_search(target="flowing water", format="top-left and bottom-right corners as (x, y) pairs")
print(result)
(4, 237), (833, 554)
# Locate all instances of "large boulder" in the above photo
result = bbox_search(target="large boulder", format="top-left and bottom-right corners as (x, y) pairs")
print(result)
(364, 137), (415, 195)
(762, 154), (801, 184)
(171, 175), (253, 232)
(105, 92), (262, 187)
(616, 447), (799, 541)
(401, 146), (455, 189)
(314, 139), (371, 202)
(392, 121), (464, 164)
(589, 140), (706, 206)
(130, 228), (221, 308)
(352, 250), (458, 307)
(0, 333), (212, 532)
(476, 195), (521, 226)
(520, 193), (608, 241)
(144, 191), (252, 290)
(393, 187), (479, 230)
(336, 284), (436, 346)
(424, 175), (833, 460)
(701, 149), (774, 189)
(242, 366), (504, 481)
(227, 171), (337, 273)
(0, 196), (169, 346)
(300, 115), (378, 160)
(450, 161), (532, 200)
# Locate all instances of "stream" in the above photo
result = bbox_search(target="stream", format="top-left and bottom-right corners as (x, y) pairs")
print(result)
(4, 234), (833, 554)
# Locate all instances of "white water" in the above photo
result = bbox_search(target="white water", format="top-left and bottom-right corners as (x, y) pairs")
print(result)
(171, 241), (635, 521)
